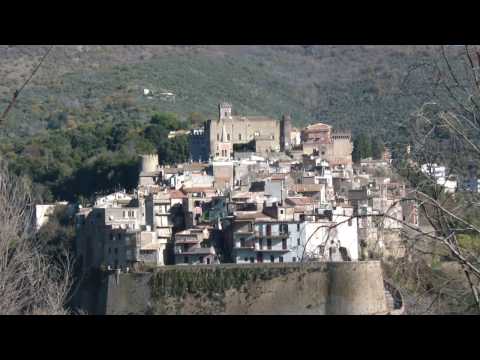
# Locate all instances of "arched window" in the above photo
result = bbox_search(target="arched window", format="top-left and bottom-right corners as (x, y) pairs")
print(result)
(227, 134), (230, 141)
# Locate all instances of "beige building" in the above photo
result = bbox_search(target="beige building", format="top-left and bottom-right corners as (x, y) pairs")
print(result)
(301, 123), (353, 167)
(205, 103), (291, 158)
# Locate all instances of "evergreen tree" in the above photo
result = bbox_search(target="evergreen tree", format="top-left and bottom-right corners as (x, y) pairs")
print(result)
(371, 137), (385, 160)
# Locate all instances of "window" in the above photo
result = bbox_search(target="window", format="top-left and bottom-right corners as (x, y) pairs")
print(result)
(244, 257), (248, 262)
(267, 239), (272, 250)
(297, 224), (300, 231)
(319, 245), (325, 255)
(240, 238), (245, 247)
(199, 256), (204, 264)
(266, 224), (271, 236)
(348, 218), (352, 226)
(227, 134), (230, 141)
(292, 257), (297, 262)
(270, 255), (275, 263)
(206, 258), (211, 265)
(282, 239), (287, 250)
(217, 134), (220, 141)
(224, 111), (228, 117)
(297, 238), (301, 246)
(239, 134), (242, 140)
(259, 239), (263, 249)
(184, 256), (189, 264)
(250, 257), (255, 263)
(279, 256), (284, 263)
(114, 248), (118, 254)
(280, 209), (284, 215)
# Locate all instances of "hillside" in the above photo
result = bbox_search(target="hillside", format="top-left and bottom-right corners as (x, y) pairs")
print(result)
(0, 45), (447, 143)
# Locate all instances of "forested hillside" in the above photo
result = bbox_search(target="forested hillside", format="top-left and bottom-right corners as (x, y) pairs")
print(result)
(0, 45), (449, 143)
(1, 112), (190, 203)
(0, 45), (465, 203)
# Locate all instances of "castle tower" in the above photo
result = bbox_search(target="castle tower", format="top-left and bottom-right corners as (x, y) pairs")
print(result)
(139, 154), (159, 173)
(219, 102), (232, 120)
(280, 113), (292, 151)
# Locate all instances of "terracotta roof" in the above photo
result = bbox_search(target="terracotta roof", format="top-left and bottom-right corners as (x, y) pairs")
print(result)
(168, 190), (187, 199)
(285, 197), (315, 206)
(270, 173), (288, 180)
(234, 211), (274, 221)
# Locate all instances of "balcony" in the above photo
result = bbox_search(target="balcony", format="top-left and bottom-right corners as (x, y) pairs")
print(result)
(255, 232), (289, 240)
(256, 247), (290, 253)
(235, 240), (256, 249)
(175, 246), (215, 256)
(236, 229), (255, 235)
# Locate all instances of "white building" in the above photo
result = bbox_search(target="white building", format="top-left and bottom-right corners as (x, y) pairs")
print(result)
(94, 190), (133, 208)
(436, 176), (457, 193)
(35, 202), (69, 231)
(421, 163), (446, 179)
(302, 206), (358, 261)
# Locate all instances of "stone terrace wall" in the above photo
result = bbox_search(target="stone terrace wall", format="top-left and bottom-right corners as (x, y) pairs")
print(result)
(102, 261), (388, 315)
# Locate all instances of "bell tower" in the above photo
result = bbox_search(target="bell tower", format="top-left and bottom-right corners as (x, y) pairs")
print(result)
(219, 102), (232, 120)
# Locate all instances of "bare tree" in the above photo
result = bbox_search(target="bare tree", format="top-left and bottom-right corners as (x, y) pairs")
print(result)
(0, 159), (73, 315)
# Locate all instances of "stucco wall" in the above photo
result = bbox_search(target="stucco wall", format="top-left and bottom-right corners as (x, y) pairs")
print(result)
(102, 261), (388, 315)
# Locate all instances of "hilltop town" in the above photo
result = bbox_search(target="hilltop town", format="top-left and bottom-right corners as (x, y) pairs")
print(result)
(36, 102), (419, 275)
(3, 45), (479, 316)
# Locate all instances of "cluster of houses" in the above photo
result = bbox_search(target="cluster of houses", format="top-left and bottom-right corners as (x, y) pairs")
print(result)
(67, 103), (422, 273)
(418, 161), (480, 194)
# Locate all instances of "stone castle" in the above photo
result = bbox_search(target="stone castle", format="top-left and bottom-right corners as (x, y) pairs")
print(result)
(189, 102), (352, 167)
(190, 103), (292, 161)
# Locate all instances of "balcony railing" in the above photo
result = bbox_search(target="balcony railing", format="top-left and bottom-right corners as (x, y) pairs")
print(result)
(255, 232), (289, 240)
(256, 248), (290, 253)
(175, 237), (202, 244)
(236, 240), (256, 249)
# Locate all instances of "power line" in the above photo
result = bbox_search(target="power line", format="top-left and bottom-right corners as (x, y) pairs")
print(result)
(0, 45), (54, 123)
